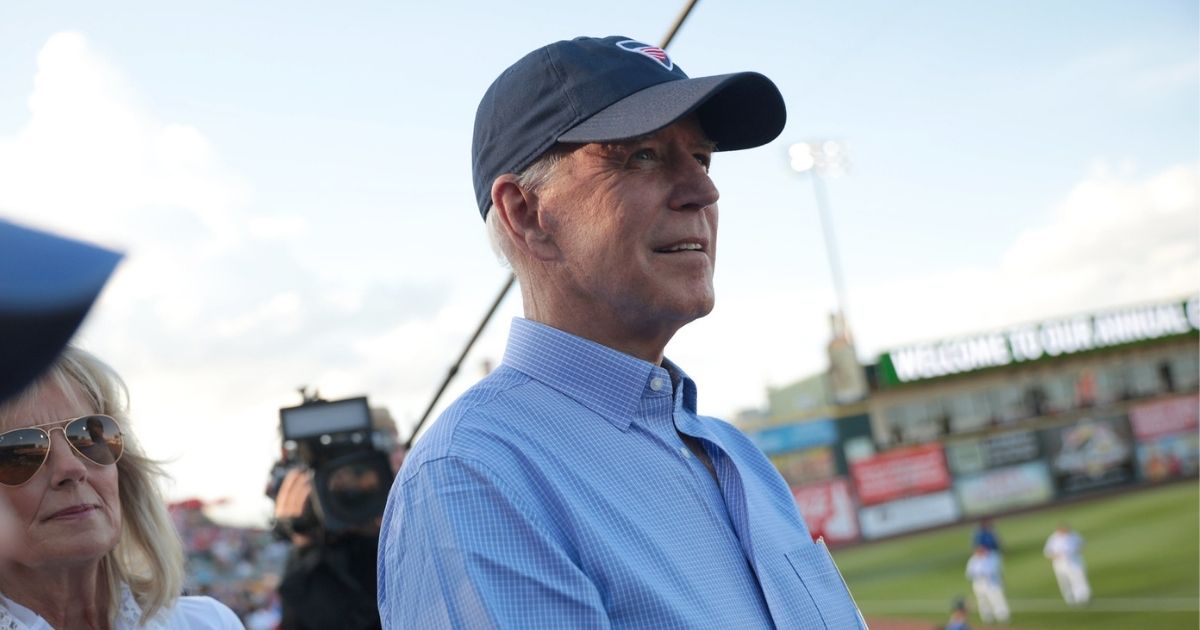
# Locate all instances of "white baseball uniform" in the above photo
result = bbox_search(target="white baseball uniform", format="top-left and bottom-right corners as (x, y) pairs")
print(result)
(966, 550), (1011, 623)
(1044, 529), (1091, 605)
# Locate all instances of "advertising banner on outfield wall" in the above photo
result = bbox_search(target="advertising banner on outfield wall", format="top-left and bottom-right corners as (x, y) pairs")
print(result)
(747, 419), (838, 455)
(771, 446), (837, 488)
(1129, 394), (1200, 441)
(858, 490), (960, 540)
(954, 460), (1055, 516)
(945, 430), (1042, 474)
(1043, 414), (1136, 496)
(850, 443), (951, 506)
(1135, 432), (1200, 482)
(1130, 395), (1200, 482)
(792, 477), (860, 544)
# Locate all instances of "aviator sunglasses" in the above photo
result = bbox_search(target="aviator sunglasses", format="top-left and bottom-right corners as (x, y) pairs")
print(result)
(0, 415), (124, 486)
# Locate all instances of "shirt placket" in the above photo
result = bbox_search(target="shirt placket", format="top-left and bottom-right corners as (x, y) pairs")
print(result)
(670, 395), (755, 562)
(668, 378), (779, 628)
(638, 373), (738, 534)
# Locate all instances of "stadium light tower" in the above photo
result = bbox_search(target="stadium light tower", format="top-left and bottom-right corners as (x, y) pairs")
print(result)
(789, 140), (868, 404)
(788, 140), (851, 321)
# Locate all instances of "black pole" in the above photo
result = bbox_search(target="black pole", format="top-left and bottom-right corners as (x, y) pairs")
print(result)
(661, 0), (701, 49)
(405, 1), (703, 447)
(404, 274), (514, 450)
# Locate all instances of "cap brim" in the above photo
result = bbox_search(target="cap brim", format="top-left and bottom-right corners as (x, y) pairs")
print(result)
(557, 72), (786, 151)
(0, 220), (122, 402)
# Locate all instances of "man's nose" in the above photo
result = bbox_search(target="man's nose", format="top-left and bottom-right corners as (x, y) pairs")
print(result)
(669, 157), (720, 212)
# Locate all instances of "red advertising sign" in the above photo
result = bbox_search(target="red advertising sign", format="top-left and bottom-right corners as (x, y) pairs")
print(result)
(850, 443), (951, 506)
(792, 477), (860, 544)
(1130, 394), (1200, 441)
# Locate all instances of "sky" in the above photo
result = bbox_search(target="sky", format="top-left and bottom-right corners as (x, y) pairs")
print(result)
(0, 1), (1196, 526)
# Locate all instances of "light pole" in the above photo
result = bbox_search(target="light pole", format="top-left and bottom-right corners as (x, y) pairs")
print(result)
(789, 140), (868, 404)
(788, 140), (851, 322)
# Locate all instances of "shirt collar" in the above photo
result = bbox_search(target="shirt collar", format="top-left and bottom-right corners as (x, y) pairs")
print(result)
(660, 357), (699, 413)
(502, 318), (698, 429)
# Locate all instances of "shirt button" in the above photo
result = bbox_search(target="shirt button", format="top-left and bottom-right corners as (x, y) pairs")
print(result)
(650, 377), (664, 391)
(679, 446), (691, 459)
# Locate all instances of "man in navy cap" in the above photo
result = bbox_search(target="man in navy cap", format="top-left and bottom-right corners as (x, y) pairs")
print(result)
(378, 36), (864, 628)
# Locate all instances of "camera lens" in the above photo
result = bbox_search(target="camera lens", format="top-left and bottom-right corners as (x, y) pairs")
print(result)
(326, 462), (383, 515)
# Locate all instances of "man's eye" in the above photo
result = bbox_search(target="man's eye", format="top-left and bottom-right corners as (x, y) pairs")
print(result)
(631, 149), (657, 162)
(695, 154), (712, 171)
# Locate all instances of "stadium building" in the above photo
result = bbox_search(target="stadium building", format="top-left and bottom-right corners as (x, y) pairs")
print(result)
(737, 296), (1199, 543)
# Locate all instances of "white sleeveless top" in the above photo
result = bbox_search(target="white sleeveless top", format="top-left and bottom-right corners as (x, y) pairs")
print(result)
(0, 584), (243, 630)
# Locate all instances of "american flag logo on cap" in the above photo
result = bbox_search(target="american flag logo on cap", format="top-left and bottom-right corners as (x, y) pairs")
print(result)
(615, 40), (673, 71)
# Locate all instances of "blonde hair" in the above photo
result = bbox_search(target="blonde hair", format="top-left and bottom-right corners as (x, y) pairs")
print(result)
(0, 347), (184, 625)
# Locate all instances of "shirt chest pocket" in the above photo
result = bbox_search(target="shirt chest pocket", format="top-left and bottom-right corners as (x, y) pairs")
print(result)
(784, 541), (866, 629)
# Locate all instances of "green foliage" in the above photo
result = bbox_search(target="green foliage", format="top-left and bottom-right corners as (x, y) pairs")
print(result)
(834, 482), (1200, 629)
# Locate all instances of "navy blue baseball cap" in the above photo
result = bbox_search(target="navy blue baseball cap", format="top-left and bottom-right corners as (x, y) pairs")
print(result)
(0, 219), (122, 402)
(471, 35), (787, 219)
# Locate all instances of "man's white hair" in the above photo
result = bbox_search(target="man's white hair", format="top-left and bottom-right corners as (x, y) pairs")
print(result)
(485, 148), (570, 268)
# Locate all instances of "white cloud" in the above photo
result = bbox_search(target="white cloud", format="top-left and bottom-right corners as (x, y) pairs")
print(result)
(0, 32), (248, 247)
(853, 161), (1199, 354)
(0, 33), (451, 526)
(678, 161), (1199, 422)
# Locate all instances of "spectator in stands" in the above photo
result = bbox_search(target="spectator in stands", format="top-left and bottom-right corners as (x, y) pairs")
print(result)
(0, 346), (242, 628)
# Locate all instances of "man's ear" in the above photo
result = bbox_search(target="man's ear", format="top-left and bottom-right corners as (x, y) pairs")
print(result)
(491, 174), (559, 261)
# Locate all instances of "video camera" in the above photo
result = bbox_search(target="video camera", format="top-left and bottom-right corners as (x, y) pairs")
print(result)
(268, 394), (395, 535)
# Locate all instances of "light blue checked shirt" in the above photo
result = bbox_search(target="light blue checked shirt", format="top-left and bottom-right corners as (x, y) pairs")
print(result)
(378, 318), (863, 629)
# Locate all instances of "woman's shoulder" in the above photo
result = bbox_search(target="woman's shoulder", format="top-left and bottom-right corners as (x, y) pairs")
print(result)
(161, 596), (244, 629)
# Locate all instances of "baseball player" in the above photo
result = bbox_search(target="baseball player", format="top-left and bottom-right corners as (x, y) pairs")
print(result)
(966, 545), (1011, 623)
(1044, 522), (1092, 606)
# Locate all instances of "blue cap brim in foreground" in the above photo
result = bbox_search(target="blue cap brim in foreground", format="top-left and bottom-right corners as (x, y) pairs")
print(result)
(0, 219), (122, 402)
(472, 35), (787, 219)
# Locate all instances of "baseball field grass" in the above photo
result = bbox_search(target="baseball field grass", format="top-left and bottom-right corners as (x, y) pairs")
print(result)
(832, 481), (1199, 629)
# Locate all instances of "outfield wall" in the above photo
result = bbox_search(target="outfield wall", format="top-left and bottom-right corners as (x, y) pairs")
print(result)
(752, 390), (1198, 544)
(745, 304), (1199, 545)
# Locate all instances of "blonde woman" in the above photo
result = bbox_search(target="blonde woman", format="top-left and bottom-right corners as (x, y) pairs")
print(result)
(0, 347), (242, 629)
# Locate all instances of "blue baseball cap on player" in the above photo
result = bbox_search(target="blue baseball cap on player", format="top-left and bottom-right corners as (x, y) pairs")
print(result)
(0, 219), (122, 402)
(471, 35), (787, 219)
